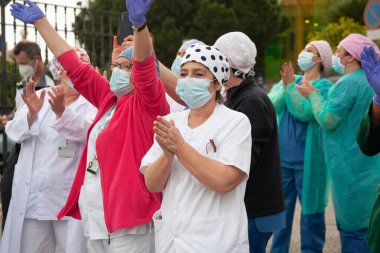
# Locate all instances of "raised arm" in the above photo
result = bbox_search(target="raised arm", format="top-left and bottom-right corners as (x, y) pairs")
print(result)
(51, 101), (97, 143)
(306, 83), (356, 131)
(125, 0), (169, 114)
(285, 78), (332, 122)
(5, 83), (47, 143)
(160, 63), (185, 105)
(10, 0), (70, 57)
(11, 1), (112, 107)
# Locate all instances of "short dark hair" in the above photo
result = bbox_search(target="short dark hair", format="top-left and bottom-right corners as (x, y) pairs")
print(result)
(13, 40), (41, 59)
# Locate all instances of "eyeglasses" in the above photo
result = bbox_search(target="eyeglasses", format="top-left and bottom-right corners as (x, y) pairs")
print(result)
(110, 62), (133, 71)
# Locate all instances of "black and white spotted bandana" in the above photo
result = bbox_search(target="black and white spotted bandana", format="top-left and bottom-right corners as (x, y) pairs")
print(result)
(181, 44), (230, 86)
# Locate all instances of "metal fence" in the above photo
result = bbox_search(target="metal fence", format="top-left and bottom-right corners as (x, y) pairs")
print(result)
(0, 0), (119, 169)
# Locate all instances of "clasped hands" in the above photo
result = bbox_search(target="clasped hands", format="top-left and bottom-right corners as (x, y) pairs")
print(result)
(280, 61), (317, 98)
(153, 116), (185, 159)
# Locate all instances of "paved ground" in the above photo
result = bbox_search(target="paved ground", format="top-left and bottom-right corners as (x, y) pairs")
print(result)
(266, 197), (341, 253)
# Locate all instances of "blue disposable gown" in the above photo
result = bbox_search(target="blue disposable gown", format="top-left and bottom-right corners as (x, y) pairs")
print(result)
(309, 69), (380, 232)
(269, 75), (332, 215)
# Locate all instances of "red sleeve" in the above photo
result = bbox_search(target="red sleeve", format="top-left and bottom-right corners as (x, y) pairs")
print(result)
(132, 53), (169, 114)
(57, 50), (112, 108)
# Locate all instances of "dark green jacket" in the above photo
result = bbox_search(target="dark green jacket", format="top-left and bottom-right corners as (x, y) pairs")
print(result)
(357, 104), (380, 253)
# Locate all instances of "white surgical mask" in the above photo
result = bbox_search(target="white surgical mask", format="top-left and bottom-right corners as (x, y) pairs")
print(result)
(19, 64), (35, 79)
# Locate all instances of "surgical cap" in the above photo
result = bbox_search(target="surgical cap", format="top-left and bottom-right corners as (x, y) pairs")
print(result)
(214, 32), (257, 74)
(182, 44), (230, 85)
(117, 47), (133, 60)
(179, 39), (204, 51)
(117, 47), (161, 76)
(339, 34), (380, 62)
(50, 47), (90, 80)
(309, 40), (333, 72)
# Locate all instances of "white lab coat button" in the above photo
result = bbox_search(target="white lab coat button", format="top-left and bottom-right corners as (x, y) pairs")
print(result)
(173, 232), (180, 238)
(25, 181), (29, 186)
(19, 211), (23, 216)
(174, 204), (180, 210)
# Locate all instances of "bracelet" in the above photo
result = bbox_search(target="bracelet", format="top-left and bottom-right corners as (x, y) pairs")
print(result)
(132, 22), (147, 33)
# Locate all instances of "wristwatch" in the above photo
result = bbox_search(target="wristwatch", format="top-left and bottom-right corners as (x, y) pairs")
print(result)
(132, 23), (147, 33)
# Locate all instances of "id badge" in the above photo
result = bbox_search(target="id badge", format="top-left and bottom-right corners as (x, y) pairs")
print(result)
(58, 146), (76, 158)
(87, 158), (99, 175)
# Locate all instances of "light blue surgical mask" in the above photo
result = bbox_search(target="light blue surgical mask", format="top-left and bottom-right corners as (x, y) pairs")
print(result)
(171, 56), (182, 76)
(109, 67), (134, 97)
(332, 55), (345, 75)
(297, 51), (315, 71)
(175, 77), (215, 109)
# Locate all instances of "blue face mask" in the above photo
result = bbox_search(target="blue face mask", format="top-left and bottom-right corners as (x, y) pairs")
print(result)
(109, 67), (134, 97)
(175, 77), (214, 109)
(332, 55), (345, 75)
(297, 51), (315, 71)
(171, 56), (182, 76)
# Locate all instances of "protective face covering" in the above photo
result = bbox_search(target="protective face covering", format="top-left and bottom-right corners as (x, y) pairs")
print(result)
(332, 55), (345, 75)
(297, 51), (315, 71)
(171, 56), (182, 76)
(176, 77), (215, 109)
(19, 63), (35, 79)
(109, 67), (134, 97)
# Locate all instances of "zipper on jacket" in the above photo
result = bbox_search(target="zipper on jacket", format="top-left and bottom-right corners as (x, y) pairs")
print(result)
(108, 234), (111, 245)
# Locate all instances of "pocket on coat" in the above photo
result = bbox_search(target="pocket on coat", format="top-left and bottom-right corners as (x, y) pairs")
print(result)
(186, 211), (246, 253)
(152, 210), (164, 251)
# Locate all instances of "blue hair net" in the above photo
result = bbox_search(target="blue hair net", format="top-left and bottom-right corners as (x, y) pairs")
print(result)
(179, 39), (204, 50)
(117, 47), (161, 76)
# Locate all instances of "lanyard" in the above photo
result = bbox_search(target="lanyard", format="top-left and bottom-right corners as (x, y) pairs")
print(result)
(87, 104), (116, 175)
(96, 104), (116, 138)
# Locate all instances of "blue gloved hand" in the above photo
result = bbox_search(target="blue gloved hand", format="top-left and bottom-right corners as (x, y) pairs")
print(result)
(125, 0), (155, 25)
(361, 46), (380, 105)
(10, 0), (44, 24)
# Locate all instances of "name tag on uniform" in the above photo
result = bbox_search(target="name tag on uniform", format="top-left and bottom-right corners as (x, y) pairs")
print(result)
(58, 146), (76, 158)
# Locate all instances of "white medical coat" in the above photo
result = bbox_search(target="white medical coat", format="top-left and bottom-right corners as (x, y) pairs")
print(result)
(0, 91), (96, 253)
(141, 103), (252, 253)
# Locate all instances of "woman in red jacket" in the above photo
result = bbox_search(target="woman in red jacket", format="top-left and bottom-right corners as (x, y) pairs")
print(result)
(10, 0), (168, 252)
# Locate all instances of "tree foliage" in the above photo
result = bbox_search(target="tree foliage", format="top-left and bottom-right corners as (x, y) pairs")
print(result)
(74, 0), (287, 74)
(326, 0), (366, 25)
(307, 17), (366, 50)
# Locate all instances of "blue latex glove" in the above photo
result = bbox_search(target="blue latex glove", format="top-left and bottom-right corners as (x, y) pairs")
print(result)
(125, 0), (155, 25)
(361, 46), (380, 105)
(10, 0), (44, 24)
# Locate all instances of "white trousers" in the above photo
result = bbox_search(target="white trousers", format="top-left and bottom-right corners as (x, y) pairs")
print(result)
(20, 219), (68, 253)
(66, 218), (88, 253)
(87, 232), (155, 253)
